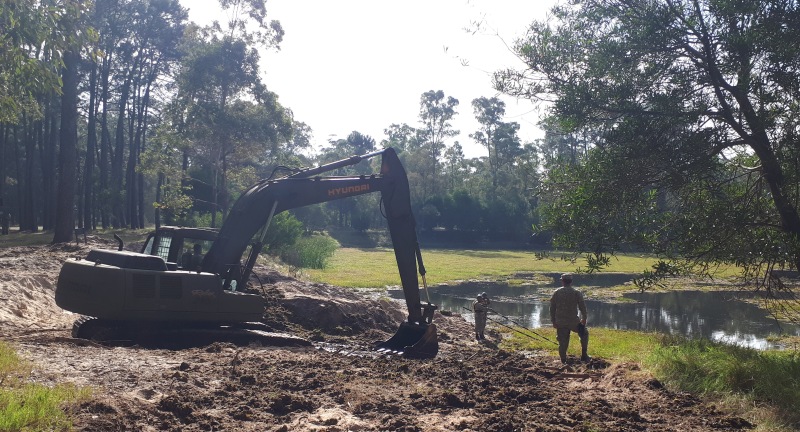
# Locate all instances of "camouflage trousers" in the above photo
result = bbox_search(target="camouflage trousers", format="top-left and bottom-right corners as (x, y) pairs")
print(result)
(556, 322), (589, 361)
(474, 313), (487, 337)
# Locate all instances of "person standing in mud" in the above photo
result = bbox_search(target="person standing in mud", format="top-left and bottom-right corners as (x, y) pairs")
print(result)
(473, 293), (490, 340)
(549, 273), (589, 364)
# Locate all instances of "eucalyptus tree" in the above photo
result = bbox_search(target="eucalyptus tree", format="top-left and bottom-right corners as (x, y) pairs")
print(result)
(470, 97), (505, 190)
(171, 0), (285, 227)
(441, 141), (467, 193)
(175, 34), (290, 226)
(280, 120), (312, 163)
(496, 0), (800, 280)
(382, 123), (421, 153)
(124, 0), (188, 229)
(417, 90), (459, 200)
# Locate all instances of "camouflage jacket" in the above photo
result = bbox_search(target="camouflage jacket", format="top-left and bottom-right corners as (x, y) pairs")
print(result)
(473, 300), (489, 316)
(549, 285), (587, 327)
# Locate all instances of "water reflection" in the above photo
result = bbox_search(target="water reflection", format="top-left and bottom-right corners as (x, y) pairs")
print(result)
(390, 281), (800, 349)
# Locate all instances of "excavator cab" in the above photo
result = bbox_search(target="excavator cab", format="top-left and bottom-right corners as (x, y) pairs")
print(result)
(55, 147), (438, 358)
(140, 226), (217, 271)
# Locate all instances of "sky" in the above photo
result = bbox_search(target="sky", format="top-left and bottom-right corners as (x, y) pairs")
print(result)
(181, 0), (555, 159)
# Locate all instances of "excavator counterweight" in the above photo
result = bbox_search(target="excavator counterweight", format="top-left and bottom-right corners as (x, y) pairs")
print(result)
(55, 148), (438, 358)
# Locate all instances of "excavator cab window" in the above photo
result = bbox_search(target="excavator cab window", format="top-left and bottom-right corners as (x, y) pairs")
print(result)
(141, 232), (173, 261)
(178, 238), (213, 271)
(154, 235), (172, 262)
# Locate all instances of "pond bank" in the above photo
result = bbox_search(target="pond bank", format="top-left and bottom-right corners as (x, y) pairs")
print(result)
(409, 272), (800, 349)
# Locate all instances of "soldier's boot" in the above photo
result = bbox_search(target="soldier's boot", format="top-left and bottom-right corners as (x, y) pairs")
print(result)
(475, 332), (481, 341)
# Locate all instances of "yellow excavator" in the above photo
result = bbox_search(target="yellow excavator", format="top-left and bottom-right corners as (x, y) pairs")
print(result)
(55, 147), (438, 358)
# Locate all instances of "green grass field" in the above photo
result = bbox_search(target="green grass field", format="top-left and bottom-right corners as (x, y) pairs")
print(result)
(303, 247), (713, 288)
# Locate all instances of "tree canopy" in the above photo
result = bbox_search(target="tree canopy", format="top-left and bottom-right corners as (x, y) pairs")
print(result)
(495, 0), (800, 279)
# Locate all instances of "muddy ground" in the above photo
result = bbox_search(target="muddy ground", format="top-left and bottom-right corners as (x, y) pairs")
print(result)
(0, 238), (755, 431)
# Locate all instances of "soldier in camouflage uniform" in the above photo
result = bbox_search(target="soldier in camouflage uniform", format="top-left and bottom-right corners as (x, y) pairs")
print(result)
(473, 293), (490, 340)
(549, 273), (589, 364)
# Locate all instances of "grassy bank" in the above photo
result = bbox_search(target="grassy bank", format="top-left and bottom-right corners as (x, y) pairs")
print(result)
(502, 328), (800, 431)
(0, 341), (90, 431)
(304, 247), (671, 288)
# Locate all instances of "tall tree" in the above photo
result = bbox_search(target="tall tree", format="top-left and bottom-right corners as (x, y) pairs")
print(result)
(172, 0), (285, 227)
(418, 90), (459, 200)
(52, 48), (81, 243)
(470, 97), (522, 191)
(50, 1), (95, 243)
(1, 0), (90, 233)
(495, 0), (800, 276)
(382, 123), (420, 152)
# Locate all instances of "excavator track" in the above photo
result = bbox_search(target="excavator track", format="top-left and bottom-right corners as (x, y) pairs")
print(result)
(70, 316), (311, 349)
(72, 316), (132, 344)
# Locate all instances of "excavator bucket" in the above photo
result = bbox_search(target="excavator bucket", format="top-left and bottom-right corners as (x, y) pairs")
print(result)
(375, 322), (438, 359)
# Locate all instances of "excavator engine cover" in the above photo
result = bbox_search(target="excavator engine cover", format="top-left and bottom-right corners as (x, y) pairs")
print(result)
(376, 322), (438, 359)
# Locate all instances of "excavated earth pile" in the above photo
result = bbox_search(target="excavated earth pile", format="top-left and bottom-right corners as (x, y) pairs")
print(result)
(0, 238), (752, 431)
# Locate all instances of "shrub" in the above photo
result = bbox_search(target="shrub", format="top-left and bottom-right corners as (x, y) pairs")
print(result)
(281, 235), (339, 269)
(264, 213), (305, 252)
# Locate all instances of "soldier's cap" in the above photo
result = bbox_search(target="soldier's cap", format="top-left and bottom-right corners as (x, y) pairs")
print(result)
(560, 273), (573, 282)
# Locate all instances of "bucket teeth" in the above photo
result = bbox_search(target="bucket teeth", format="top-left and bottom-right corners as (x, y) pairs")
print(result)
(375, 322), (438, 359)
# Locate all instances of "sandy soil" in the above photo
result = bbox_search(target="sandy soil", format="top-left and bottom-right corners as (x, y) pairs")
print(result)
(0, 238), (754, 431)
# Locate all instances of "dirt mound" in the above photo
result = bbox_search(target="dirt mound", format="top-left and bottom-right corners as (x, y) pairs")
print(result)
(1, 241), (753, 431)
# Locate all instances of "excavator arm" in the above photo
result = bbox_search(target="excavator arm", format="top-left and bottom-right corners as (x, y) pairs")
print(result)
(202, 148), (438, 357)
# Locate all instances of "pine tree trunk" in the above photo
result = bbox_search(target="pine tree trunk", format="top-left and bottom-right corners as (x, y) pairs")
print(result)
(22, 117), (37, 232)
(53, 50), (80, 243)
(99, 54), (111, 229)
(84, 61), (98, 231)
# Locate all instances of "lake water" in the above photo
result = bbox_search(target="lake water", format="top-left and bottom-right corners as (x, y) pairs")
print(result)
(388, 278), (800, 349)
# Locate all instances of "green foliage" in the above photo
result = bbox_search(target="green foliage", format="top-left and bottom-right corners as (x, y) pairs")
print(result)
(497, 0), (800, 276)
(280, 235), (339, 269)
(172, 25), (293, 223)
(647, 336), (800, 423)
(0, 1), (94, 123)
(0, 341), (89, 431)
(264, 212), (304, 252)
(189, 211), (225, 228)
(537, 145), (664, 254)
(633, 260), (684, 292)
(582, 252), (611, 273)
